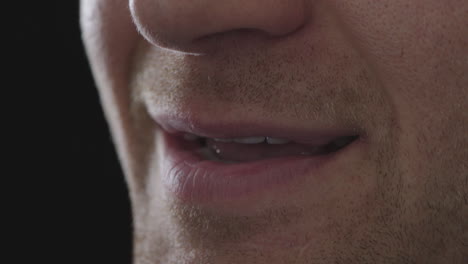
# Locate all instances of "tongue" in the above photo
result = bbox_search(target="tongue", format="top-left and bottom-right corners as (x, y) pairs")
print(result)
(206, 140), (328, 162)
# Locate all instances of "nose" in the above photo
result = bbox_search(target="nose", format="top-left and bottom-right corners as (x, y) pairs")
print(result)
(129, 0), (307, 53)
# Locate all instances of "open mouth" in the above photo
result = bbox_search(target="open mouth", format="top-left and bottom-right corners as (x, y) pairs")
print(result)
(182, 134), (359, 163)
(159, 127), (361, 204)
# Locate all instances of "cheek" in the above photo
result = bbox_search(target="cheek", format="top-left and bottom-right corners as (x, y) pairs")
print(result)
(80, 0), (140, 90)
(331, 0), (468, 191)
(333, 2), (468, 141)
(331, 0), (467, 99)
(81, 0), (147, 184)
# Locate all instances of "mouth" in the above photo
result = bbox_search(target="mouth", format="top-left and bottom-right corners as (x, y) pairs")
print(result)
(158, 120), (362, 204)
(184, 133), (358, 163)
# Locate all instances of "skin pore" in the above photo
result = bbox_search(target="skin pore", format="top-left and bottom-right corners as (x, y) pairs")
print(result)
(81, 0), (468, 263)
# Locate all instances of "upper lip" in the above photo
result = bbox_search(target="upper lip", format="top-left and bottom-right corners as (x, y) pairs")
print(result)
(153, 114), (361, 145)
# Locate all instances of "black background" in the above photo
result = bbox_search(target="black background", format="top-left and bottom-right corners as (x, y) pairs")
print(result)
(11, 1), (133, 263)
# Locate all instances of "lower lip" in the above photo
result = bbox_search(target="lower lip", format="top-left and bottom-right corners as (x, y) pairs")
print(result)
(160, 132), (356, 204)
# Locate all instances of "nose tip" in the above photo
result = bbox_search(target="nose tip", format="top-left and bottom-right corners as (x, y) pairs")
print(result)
(130, 0), (306, 53)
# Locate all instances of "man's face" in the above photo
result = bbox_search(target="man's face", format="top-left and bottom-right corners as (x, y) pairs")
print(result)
(81, 0), (468, 263)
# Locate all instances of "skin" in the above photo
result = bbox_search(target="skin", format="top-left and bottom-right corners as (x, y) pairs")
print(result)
(80, 0), (468, 263)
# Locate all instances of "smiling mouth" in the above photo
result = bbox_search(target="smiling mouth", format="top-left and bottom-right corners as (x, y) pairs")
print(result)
(155, 117), (363, 204)
(183, 134), (359, 163)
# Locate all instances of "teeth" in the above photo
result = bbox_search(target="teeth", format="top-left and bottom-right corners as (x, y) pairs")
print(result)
(266, 137), (291, 144)
(186, 134), (296, 145)
(215, 137), (268, 144)
(210, 136), (293, 144)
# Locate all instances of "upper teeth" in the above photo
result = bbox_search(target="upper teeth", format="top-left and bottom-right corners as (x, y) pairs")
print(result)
(183, 134), (291, 145)
(215, 136), (292, 144)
